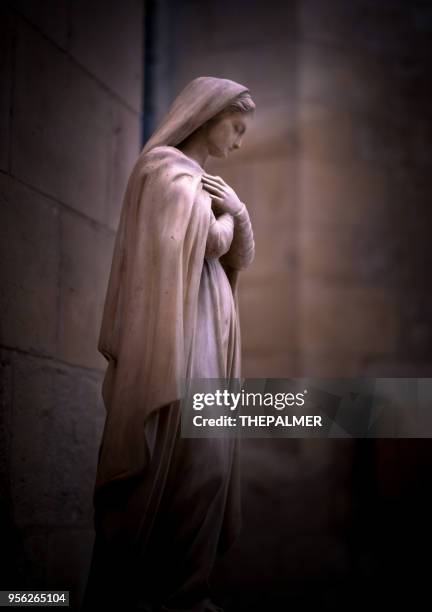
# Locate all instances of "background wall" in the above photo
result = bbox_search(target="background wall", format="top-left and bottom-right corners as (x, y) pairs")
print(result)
(0, 1), (143, 608)
(155, 0), (432, 379)
(151, 0), (432, 609)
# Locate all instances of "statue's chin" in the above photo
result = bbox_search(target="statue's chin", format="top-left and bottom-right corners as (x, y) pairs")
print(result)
(210, 146), (229, 158)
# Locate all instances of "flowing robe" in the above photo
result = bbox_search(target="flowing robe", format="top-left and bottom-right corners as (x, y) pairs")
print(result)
(83, 145), (255, 611)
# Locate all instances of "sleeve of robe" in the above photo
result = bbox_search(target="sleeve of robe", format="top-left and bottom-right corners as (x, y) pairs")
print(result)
(218, 202), (255, 270)
(205, 210), (234, 258)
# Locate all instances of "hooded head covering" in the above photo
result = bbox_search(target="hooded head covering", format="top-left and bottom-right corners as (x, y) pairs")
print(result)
(95, 76), (251, 493)
(141, 76), (250, 156)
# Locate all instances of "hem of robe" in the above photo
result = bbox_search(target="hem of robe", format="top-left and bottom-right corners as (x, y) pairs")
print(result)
(92, 401), (242, 558)
(84, 401), (242, 610)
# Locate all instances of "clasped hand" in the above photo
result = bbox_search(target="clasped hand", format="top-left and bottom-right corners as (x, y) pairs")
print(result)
(201, 173), (243, 216)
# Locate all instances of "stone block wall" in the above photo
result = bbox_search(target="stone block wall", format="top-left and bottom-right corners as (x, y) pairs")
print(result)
(0, 1), (143, 607)
(297, 0), (432, 377)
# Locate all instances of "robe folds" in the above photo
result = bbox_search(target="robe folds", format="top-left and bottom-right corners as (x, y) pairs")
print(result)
(96, 143), (215, 489)
(93, 143), (255, 564)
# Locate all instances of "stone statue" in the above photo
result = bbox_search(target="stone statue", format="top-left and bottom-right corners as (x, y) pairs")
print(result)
(82, 76), (256, 611)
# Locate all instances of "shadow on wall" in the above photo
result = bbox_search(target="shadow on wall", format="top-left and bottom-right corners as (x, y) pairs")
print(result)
(0, 0), (143, 608)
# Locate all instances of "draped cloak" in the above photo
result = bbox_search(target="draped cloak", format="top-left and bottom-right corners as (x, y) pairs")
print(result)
(93, 77), (252, 563)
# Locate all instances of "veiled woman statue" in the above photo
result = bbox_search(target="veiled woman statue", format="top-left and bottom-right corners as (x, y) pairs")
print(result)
(83, 76), (255, 612)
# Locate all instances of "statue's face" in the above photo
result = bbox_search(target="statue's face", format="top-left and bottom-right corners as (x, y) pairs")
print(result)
(205, 111), (252, 158)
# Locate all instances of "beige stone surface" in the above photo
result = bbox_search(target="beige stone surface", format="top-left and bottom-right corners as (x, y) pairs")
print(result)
(11, 0), (69, 48)
(299, 159), (387, 227)
(299, 351), (365, 377)
(299, 220), (392, 283)
(300, 280), (399, 354)
(299, 0), (358, 45)
(171, 0), (297, 55)
(0, 174), (59, 355)
(242, 350), (300, 378)
(10, 352), (102, 527)
(249, 157), (298, 228)
(12, 22), (140, 227)
(0, 349), (13, 502)
(47, 529), (95, 609)
(298, 104), (354, 164)
(362, 360), (432, 377)
(240, 275), (297, 353)
(105, 104), (141, 231)
(1, 3), (144, 602)
(299, 42), (395, 113)
(69, 0), (143, 112)
(0, 8), (13, 172)
(10, 0), (69, 49)
(173, 40), (299, 111)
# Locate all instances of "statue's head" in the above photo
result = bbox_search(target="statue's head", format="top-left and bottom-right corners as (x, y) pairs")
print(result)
(202, 91), (255, 158)
(142, 77), (255, 159)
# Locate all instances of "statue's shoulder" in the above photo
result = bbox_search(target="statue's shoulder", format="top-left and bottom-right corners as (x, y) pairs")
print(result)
(128, 146), (200, 200)
(135, 145), (201, 180)
(145, 144), (176, 156)
(141, 145), (187, 164)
